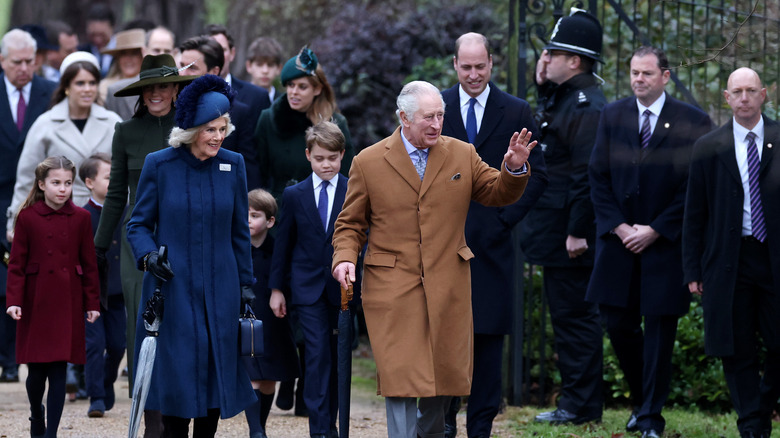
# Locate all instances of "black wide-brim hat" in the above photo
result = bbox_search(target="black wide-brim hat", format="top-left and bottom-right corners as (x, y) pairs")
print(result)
(114, 54), (199, 97)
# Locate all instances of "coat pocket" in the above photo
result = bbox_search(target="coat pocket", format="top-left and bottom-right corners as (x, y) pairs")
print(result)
(364, 252), (396, 267)
(457, 246), (474, 261)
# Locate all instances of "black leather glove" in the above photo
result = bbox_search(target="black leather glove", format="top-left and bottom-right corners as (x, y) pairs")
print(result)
(145, 251), (174, 282)
(241, 285), (255, 308)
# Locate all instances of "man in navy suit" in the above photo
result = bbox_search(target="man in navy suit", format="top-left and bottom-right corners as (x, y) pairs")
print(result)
(179, 36), (267, 190)
(269, 121), (347, 438)
(586, 46), (712, 438)
(440, 32), (548, 438)
(0, 28), (56, 383)
(683, 67), (780, 438)
(205, 24), (271, 127)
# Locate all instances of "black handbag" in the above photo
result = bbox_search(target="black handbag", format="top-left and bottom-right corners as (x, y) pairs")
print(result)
(239, 303), (264, 357)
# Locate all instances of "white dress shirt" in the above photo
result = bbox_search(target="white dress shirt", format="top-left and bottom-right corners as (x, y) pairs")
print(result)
(458, 83), (490, 134)
(636, 92), (666, 137)
(732, 116), (765, 236)
(313, 172), (338, 226)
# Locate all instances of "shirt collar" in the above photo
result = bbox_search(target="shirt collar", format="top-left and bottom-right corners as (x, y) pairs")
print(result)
(225, 73), (233, 86)
(458, 83), (490, 109)
(4, 75), (31, 99)
(733, 115), (764, 142)
(636, 92), (666, 116)
(400, 127), (428, 156)
(312, 171), (338, 189)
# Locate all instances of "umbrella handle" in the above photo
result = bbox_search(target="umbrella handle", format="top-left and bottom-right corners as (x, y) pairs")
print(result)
(340, 285), (353, 311)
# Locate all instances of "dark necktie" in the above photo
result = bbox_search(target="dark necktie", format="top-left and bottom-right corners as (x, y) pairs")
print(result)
(746, 132), (766, 242)
(318, 180), (329, 231)
(466, 97), (478, 144)
(640, 109), (652, 149)
(414, 149), (427, 180)
(16, 89), (26, 132)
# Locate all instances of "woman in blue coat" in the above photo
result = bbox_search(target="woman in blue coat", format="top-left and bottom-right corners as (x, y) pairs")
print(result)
(127, 75), (256, 436)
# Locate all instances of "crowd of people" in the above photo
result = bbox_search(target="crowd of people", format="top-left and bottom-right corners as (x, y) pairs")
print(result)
(0, 5), (777, 438)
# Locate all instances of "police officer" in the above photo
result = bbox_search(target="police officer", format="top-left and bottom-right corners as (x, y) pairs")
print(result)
(520, 8), (606, 424)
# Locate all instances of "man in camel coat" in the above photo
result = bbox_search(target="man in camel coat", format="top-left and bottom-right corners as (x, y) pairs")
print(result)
(332, 80), (534, 438)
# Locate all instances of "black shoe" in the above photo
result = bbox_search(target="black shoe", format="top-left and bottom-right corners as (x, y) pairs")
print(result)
(626, 409), (639, 432)
(30, 404), (45, 437)
(444, 396), (460, 438)
(444, 422), (457, 438)
(534, 408), (600, 425)
(294, 390), (308, 417)
(104, 383), (115, 411)
(310, 435), (328, 438)
(276, 379), (294, 410)
(641, 430), (661, 438)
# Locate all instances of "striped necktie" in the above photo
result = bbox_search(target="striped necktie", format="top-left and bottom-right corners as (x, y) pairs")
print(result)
(745, 131), (766, 242)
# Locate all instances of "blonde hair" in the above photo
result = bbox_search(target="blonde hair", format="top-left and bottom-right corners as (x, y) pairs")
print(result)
(16, 156), (76, 225)
(301, 65), (337, 124)
(168, 113), (235, 148)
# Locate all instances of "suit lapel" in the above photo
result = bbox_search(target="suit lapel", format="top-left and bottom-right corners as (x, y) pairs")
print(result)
(420, 136), (448, 198)
(760, 116), (778, 174)
(384, 127), (423, 192)
(716, 121), (742, 184)
(644, 96), (674, 154)
(327, 174), (348, 237)
(442, 86), (468, 141)
(474, 84), (504, 149)
(0, 75), (19, 145)
(23, 77), (52, 135)
(296, 175), (324, 233)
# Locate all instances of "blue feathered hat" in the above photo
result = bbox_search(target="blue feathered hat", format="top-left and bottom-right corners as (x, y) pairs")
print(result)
(175, 74), (235, 130)
(280, 46), (318, 86)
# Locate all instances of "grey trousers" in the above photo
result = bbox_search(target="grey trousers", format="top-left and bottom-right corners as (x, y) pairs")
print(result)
(385, 396), (452, 438)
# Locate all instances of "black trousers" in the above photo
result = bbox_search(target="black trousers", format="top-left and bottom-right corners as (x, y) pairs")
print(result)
(162, 408), (220, 438)
(722, 238), (780, 436)
(543, 266), (603, 419)
(600, 305), (678, 433)
(465, 333), (504, 437)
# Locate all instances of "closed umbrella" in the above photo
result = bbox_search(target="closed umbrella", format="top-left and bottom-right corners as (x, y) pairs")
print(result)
(128, 245), (167, 438)
(338, 284), (354, 438)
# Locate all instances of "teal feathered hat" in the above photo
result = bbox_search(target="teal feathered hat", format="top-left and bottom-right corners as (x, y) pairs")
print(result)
(280, 45), (318, 86)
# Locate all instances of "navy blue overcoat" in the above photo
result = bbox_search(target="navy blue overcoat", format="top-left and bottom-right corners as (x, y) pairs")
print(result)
(127, 145), (255, 419)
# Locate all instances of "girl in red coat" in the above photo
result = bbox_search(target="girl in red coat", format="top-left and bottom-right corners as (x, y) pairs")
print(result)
(5, 156), (100, 438)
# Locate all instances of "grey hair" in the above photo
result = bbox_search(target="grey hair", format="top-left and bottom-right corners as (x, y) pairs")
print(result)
(1, 29), (37, 58)
(396, 81), (444, 124)
(146, 26), (175, 48)
(169, 113), (235, 148)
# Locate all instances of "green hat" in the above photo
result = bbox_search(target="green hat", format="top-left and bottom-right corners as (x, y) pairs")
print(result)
(114, 54), (198, 97)
(280, 46), (318, 86)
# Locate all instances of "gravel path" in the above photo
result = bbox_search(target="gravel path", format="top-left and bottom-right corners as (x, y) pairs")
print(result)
(0, 352), (517, 437)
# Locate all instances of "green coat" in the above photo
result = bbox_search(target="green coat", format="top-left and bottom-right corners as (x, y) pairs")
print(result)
(94, 108), (176, 392)
(254, 94), (354, 199)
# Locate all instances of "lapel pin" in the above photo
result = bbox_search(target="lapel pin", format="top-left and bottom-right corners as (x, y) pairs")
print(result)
(451, 173), (461, 181)
(768, 143), (773, 149)
(664, 122), (670, 129)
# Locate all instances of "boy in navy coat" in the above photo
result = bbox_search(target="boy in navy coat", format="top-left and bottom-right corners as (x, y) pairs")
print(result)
(79, 153), (126, 418)
(269, 121), (347, 438)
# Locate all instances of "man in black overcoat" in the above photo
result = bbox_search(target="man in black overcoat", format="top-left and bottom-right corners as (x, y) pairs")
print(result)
(683, 67), (780, 438)
(586, 46), (712, 438)
(519, 9), (606, 424)
(440, 32), (548, 438)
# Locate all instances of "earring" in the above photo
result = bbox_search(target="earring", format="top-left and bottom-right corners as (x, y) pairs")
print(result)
(65, 90), (69, 96)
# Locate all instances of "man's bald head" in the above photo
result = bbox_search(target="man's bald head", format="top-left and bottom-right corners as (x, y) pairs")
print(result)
(724, 67), (766, 129)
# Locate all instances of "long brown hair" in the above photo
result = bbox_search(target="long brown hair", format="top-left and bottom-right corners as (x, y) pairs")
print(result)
(16, 156), (76, 222)
(50, 62), (101, 108)
(303, 65), (338, 124)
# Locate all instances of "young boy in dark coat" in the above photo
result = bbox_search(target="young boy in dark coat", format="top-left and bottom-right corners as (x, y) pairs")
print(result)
(79, 153), (126, 418)
(243, 188), (300, 438)
(268, 121), (348, 438)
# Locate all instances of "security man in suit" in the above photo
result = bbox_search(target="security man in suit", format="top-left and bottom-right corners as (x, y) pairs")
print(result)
(520, 9), (606, 424)
(587, 46), (712, 438)
(683, 67), (780, 438)
(440, 32), (548, 438)
(0, 29), (56, 383)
